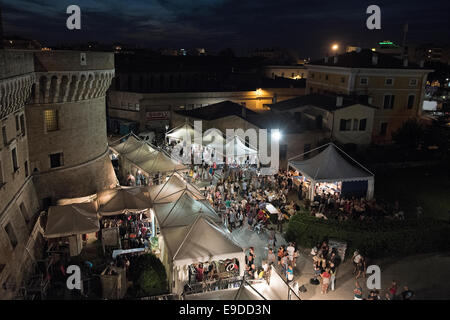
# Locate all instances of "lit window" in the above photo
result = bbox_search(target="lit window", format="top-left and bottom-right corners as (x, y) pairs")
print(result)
(44, 110), (59, 132)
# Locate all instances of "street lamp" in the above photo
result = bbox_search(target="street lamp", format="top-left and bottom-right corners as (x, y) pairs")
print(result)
(272, 129), (282, 141)
(331, 44), (339, 52)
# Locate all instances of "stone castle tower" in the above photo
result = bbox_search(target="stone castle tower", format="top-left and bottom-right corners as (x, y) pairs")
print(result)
(26, 51), (117, 201)
(0, 49), (117, 298)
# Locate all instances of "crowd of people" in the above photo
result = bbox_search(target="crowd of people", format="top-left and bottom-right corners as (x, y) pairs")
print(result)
(100, 212), (153, 250)
(354, 280), (415, 300)
(310, 240), (340, 294)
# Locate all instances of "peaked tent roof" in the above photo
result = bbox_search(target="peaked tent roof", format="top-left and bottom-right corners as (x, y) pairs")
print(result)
(288, 143), (373, 182)
(148, 172), (204, 203)
(137, 151), (187, 174)
(45, 202), (99, 238)
(165, 217), (244, 266)
(152, 192), (220, 228)
(110, 134), (187, 174)
(97, 186), (152, 216)
(225, 135), (258, 157)
(202, 128), (226, 151)
(166, 122), (195, 141)
(124, 141), (160, 164)
(110, 135), (142, 155)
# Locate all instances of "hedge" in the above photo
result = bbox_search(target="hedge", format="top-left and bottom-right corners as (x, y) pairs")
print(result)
(128, 253), (168, 298)
(285, 213), (450, 259)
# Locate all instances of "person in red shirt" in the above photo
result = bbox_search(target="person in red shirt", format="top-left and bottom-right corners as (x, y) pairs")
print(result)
(321, 268), (331, 294)
(388, 280), (398, 299)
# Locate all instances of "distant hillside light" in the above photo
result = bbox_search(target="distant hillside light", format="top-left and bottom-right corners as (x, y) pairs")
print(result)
(332, 44), (339, 51)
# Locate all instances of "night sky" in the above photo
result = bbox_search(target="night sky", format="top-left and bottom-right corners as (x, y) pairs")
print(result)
(3, 0), (450, 58)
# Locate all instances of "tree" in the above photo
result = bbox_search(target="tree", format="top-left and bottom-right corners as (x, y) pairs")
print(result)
(391, 118), (424, 149)
(129, 253), (168, 297)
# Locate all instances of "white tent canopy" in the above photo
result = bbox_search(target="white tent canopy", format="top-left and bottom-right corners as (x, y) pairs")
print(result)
(152, 192), (220, 228)
(288, 143), (374, 199)
(202, 128), (226, 164)
(110, 135), (143, 155)
(224, 135), (258, 165)
(162, 216), (246, 294)
(97, 186), (152, 216)
(110, 134), (187, 175)
(148, 172), (205, 204)
(166, 122), (195, 142)
(45, 203), (99, 238)
(169, 217), (245, 267)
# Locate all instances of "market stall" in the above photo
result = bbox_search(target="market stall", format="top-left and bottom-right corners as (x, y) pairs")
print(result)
(160, 216), (245, 295)
(288, 143), (374, 200)
(44, 202), (100, 256)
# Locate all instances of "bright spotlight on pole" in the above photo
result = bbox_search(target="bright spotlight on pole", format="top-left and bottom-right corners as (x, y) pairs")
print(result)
(272, 130), (281, 141)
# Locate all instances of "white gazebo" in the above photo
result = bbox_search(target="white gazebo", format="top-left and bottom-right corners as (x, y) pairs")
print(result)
(160, 216), (245, 295)
(288, 143), (374, 200)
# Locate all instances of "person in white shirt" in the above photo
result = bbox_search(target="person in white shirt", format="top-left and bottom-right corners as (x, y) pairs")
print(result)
(286, 243), (295, 266)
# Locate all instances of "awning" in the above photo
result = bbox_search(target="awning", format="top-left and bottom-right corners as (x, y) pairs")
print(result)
(45, 203), (99, 238)
(162, 217), (244, 267)
(148, 172), (205, 203)
(98, 186), (152, 216)
(152, 192), (220, 228)
(288, 143), (373, 183)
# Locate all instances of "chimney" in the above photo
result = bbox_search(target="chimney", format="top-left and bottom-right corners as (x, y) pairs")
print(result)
(419, 60), (424, 68)
(372, 53), (378, 65)
(324, 55), (329, 63)
(333, 56), (338, 64)
(403, 58), (408, 67)
(336, 96), (343, 107)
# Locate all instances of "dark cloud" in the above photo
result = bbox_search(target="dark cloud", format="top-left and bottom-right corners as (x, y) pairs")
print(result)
(2, 0), (449, 58)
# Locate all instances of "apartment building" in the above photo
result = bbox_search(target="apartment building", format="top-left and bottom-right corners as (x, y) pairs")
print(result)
(306, 49), (433, 143)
